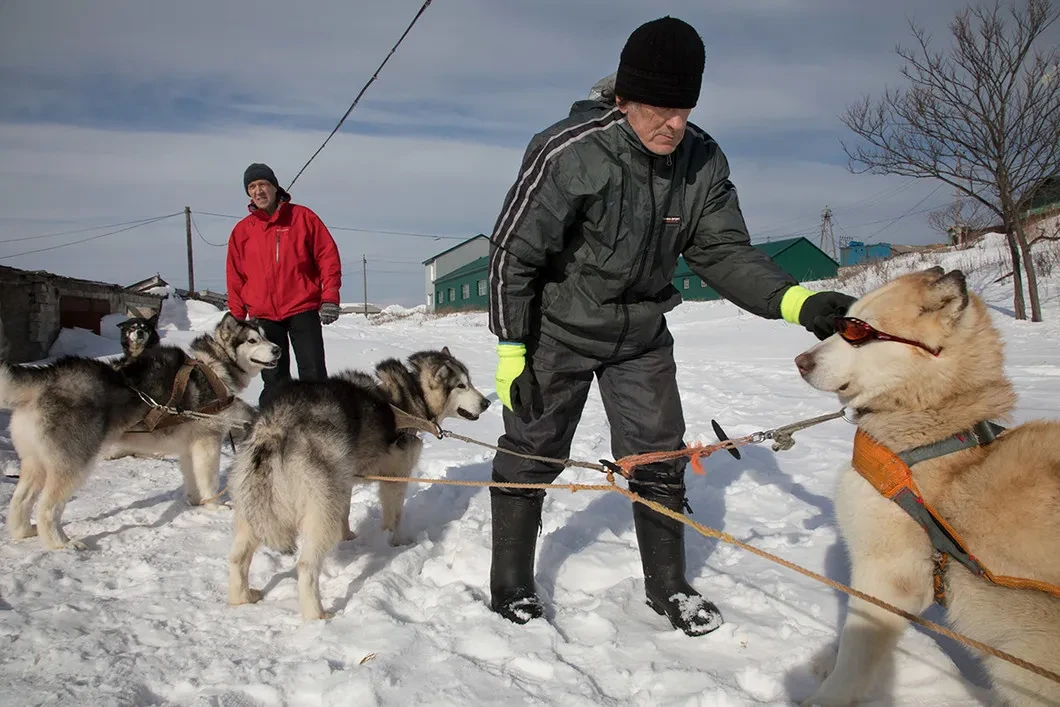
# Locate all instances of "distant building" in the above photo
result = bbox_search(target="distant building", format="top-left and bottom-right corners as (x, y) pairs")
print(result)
(433, 256), (489, 312)
(422, 235), (490, 312)
(0, 265), (163, 363)
(428, 236), (839, 313)
(674, 236), (840, 300)
(839, 240), (892, 267)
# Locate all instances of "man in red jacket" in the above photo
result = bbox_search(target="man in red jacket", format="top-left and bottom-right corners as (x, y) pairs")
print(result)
(226, 163), (342, 406)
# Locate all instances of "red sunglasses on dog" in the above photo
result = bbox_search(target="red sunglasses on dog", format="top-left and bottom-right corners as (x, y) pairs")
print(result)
(834, 317), (941, 357)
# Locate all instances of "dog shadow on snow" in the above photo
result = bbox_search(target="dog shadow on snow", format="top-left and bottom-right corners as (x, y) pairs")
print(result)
(320, 461), (489, 615)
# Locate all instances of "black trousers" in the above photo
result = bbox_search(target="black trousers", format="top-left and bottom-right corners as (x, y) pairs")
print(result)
(492, 325), (687, 499)
(257, 309), (328, 407)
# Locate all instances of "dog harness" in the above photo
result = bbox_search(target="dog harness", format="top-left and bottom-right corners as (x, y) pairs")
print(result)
(137, 358), (235, 432)
(852, 423), (1060, 606)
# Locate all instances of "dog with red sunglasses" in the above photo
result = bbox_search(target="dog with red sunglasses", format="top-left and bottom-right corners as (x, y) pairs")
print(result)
(795, 267), (1060, 706)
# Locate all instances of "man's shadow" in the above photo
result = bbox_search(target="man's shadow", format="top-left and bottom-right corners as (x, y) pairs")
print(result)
(534, 442), (835, 607)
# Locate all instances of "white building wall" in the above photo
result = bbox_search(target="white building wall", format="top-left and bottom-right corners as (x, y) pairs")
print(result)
(423, 236), (490, 311)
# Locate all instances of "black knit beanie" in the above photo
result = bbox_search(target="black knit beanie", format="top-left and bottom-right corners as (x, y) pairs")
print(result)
(614, 16), (705, 109)
(243, 163), (280, 194)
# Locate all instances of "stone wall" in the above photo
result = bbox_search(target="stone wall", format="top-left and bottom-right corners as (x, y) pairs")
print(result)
(0, 266), (162, 363)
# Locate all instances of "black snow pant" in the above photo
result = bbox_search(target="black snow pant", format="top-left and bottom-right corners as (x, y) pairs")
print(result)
(491, 324), (687, 499)
(257, 309), (328, 407)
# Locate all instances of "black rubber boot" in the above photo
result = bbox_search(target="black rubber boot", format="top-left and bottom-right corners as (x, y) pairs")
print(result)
(489, 490), (545, 624)
(632, 485), (723, 636)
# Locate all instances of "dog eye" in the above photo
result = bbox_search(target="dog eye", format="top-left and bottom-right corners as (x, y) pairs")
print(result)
(457, 383), (467, 389)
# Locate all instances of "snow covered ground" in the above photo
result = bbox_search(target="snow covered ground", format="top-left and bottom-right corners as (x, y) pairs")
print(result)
(1, 234), (1058, 706)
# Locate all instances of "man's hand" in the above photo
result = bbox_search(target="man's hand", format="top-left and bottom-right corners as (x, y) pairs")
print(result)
(496, 342), (543, 420)
(798, 291), (857, 340)
(319, 302), (341, 325)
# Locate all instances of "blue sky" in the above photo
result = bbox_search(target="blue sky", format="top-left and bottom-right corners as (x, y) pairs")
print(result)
(0, 0), (1031, 306)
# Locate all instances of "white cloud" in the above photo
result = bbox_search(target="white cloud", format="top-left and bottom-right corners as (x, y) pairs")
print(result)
(0, 0), (1000, 305)
(0, 121), (945, 306)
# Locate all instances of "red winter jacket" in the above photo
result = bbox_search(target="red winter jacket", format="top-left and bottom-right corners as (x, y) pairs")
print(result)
(226, 197), (342, 322)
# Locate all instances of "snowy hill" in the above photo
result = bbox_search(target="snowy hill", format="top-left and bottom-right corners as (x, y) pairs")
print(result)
(1, 234), (1058, 705)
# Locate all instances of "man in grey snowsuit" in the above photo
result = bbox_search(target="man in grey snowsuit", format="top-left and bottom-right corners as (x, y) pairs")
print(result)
(487, 16), (856, 635)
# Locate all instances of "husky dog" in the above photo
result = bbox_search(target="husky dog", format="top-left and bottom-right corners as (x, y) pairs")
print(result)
(795, 268), (1060, 706)
(116, 312), (161, 363)
(1, 313), (281, 550)
(227, 347), (491, 620)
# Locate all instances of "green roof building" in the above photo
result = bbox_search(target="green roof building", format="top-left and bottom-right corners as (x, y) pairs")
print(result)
(434, 256), (489, 312)
(672, 236), (838, 301)
(429, 236), (837, 312)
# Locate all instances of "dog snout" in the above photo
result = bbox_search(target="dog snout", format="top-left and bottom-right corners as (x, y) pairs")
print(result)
(479, 396), (491, 412)
(795, 352), (816, 377)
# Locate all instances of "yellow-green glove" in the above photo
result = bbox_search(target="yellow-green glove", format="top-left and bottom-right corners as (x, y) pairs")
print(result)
(496, 342), (542, 419)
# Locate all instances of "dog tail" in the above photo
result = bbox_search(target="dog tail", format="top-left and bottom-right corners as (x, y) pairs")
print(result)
(0, 359), (41, 409)
(231, 427), (298, 555)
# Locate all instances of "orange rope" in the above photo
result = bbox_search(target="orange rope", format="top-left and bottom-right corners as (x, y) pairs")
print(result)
(358, 471), (1060, 687)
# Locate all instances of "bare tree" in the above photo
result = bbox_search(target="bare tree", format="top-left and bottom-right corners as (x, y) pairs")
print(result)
(841, 0), (1060, 321)
(926, 195), (995, 245)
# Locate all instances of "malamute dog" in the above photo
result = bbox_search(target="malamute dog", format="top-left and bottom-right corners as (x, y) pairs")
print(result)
(227, 347), (491, 620)
(1, 313), (280, 550)
(116, 312), (161, 363)
(795, 267), (1060, 706)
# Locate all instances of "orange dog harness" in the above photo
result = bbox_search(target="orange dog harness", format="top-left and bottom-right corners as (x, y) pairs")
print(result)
(852, 426), (1060, 605)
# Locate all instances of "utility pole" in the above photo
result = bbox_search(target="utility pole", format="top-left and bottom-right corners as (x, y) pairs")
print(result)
(362, 254), (368, 318)
(818, 205), (836, 260)
(185, 206), (195, 293)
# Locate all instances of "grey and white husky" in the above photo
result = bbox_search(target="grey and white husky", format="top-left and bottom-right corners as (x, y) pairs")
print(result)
(227, 347), (491, 620)
(0, 313), (280, 550)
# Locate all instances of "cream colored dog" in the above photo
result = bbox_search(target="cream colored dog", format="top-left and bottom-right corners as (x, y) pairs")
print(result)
(795, 267), (1060, 706)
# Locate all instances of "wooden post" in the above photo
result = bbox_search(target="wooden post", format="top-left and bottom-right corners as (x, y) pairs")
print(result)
(185, 206), (195, 293)
(362, 254), (368, 318)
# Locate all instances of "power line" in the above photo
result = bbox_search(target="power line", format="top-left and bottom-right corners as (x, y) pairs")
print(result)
(191, 214), (228, 247)
(0, 214), (182, 244)
(0, 213), (182, 260)
(195, 210), (467, 241)
(285, 0), (435, 192)
(860, 184), (946, 243)
(752, 178), (928, 241)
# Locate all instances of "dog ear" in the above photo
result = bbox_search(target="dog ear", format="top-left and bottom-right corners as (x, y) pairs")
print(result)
(148, 311), (160, 327)
(924, 269), (969, 319)
(117, 319), (132, 331)
(923, 265), (945, 277)
(441, 346), (451, 356)
(216, 312), (240, 339)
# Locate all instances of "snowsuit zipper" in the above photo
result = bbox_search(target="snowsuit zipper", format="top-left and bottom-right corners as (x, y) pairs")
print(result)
(608, 155), (661, 360)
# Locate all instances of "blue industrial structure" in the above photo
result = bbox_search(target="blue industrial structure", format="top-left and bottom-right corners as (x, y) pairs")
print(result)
(840, 240), (892, 267)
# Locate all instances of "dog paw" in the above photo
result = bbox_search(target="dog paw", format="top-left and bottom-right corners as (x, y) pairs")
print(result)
(302, 610), (334, 621)
(50, 538), (88, 551)
(195, 500), (232, 512)
(388, 533), (412, 547)
(229, 588), (263, 606)
(9, 524), (38, 540)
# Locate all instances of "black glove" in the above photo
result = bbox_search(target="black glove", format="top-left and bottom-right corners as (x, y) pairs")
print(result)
(799, 291), (857, 340)
(510, 366), (544, 422)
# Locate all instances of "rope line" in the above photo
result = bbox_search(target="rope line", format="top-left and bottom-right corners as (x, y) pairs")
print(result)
(286, 0), (434, 191)
(357, 471), (1060, 687)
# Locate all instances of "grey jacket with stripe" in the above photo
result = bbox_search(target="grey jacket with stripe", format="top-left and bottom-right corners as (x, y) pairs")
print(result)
(487, 97), (799, 359)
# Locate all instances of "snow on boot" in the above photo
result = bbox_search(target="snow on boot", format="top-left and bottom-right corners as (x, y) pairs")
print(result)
(489, 490), (545, 624)
(632, 488), (723, 636)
